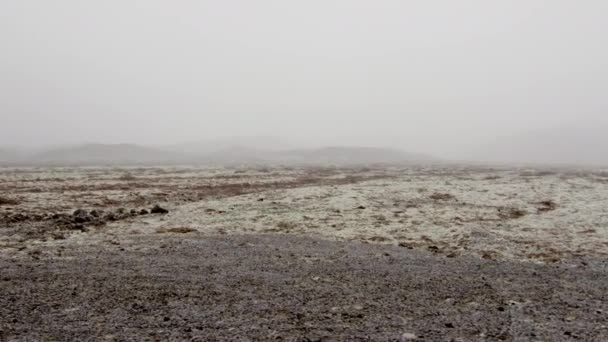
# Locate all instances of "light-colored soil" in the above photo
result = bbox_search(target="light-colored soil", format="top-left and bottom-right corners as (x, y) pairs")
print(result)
(2, 166), (607, 264)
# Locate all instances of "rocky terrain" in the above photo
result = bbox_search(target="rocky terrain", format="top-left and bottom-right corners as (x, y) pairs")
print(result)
(1, 165), (608, 340)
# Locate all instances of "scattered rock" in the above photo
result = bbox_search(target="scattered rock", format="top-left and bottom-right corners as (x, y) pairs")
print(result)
(68, 224), (87, 232)
(90, 210), (102, 218)
(51, 232), (66, 240)
(401, 332), (418, 340)
(430, 193), (455, 201)
(356, 206), (366, 210)
(536, 200), (557, 213)
(498, 208), (527, 220)
(72, 209), (88, 217)
(104, 212), (118, 221)
(0, 196), (20, 206)
(72, 209), (93, 223)
(156, 227), (197, 234)
(368, 236), (391, 242)
(151, 205), (169, 214)
(276, 221), (297, 230)
(398, 242), (413, 249)
(481, 251), (496, 260)
(8, 213), (29, 223)
(72, 216), (89, 224)
(139, 209), (149, 215)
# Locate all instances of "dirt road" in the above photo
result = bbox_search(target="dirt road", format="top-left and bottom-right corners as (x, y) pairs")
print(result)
(2, 234), (607, 341)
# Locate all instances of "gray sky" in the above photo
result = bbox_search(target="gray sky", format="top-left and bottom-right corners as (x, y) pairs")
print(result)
(1, 1), (607, 158)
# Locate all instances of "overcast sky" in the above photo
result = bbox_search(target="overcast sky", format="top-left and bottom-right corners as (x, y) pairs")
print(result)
(1, 1), (607, 158)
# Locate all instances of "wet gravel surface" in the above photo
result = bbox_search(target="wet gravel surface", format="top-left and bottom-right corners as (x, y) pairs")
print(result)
(1, 234), (607, 341)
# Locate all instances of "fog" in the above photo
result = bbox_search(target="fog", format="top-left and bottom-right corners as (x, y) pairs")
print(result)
(1, 1), (607, 163)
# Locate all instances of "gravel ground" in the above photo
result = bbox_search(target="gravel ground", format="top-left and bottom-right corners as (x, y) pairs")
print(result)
(1, 234), (607, 341)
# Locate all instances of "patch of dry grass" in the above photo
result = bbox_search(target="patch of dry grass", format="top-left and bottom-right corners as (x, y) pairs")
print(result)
(118, 172), (137, 181)
(429, 192), (455, 201)
(0, 196), (19, 206)
(156, 227), (198, 234)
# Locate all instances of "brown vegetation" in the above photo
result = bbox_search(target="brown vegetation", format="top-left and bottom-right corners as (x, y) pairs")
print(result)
(156, 227), (197, 234)
(0, 196), (19, 206)
(429, 192), (455, 201)
(275, 221), (298, 231)
(498, 207), (527, 220)
(536, 200), (557, 213)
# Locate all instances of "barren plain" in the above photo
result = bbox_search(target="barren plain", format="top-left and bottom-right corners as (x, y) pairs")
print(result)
(1, 166), (608, 340)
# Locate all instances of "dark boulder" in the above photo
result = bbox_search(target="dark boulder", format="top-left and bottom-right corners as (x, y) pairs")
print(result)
(151, 205), (169, 214)
(72, 209), (92, 223)
(90, 210), (103, 218)
(72, 209), (88, 217)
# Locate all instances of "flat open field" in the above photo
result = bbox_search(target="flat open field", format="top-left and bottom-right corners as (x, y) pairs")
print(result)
(1, 166), (608, 340)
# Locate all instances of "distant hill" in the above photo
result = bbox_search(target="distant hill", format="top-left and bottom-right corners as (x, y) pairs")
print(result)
(193, 146), (434, 166)
(29, 144), (182, 166)
(0, 143), (435, 166)
(0, 148), (21, 163)
(475, 122), (608, 166)
(280, 146), (434, 165)
(167, 136), (297, 156)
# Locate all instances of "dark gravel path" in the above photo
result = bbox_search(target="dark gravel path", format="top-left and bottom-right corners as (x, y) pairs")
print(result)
(1, 234), (607, 341)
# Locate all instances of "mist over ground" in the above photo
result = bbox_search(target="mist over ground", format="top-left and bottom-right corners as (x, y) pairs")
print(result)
(1, 1), (607, 165)
(3, 4), (608, 340)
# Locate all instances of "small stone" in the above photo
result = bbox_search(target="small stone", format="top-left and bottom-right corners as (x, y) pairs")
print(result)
(70, 224), (87, 232)
(52, 232), (66, 240)
(73, 215), (90, 223)
(72, 209), (88, 217)
(398, 242), (413, 249)
(139, 209), (149, 215)
(151, 205), (169, 214)
(401, 333), (418, 340)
